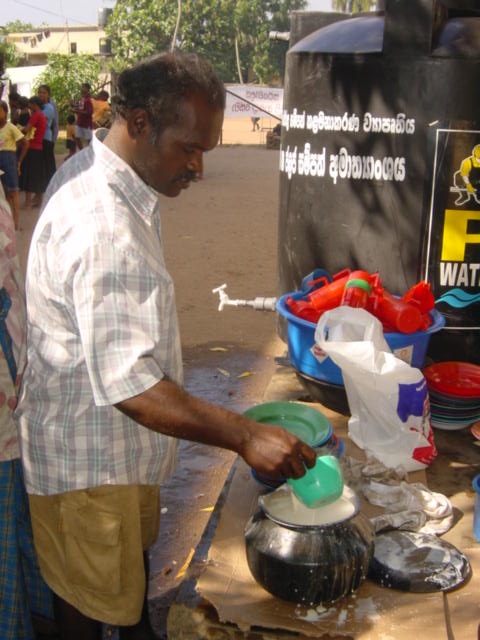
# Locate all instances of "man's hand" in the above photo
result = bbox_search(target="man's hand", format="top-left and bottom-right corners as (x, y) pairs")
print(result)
(115, 378), (317, 480)
(240, 422), (317, 480)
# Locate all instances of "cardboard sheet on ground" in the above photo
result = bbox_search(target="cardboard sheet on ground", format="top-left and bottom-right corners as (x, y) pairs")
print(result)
(197, 408), (479, 638)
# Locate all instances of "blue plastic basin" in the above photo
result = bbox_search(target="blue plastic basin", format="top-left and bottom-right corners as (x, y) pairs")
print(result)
(277, 291), (446, 386)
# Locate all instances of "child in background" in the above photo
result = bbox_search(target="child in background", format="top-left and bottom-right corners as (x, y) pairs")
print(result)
(0, 101), (28, 230)
(65, 114), (76, 160)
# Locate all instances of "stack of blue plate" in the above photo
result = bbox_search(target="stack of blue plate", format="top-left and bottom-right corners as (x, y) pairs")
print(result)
(424, 362), (480, 431)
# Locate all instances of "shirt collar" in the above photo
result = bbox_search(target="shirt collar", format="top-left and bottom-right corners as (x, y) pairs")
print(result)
(92, 129), (160, 224)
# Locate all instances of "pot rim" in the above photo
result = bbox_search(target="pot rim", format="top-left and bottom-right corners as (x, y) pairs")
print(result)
(257, 485), (361, 530)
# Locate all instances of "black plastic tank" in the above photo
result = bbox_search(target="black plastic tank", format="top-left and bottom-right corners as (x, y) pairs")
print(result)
(278, 0), (480, 364)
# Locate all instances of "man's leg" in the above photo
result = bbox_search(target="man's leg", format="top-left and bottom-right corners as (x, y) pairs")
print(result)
(52, 592), (102, 640)
(5, 190), (19, 229)
(119, 551), (156, 640)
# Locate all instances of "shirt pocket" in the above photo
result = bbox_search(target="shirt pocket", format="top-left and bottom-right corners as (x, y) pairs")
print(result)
(59, 504), (122, 595)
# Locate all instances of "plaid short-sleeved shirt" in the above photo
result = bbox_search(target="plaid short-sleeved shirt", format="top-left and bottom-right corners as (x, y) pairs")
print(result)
(16, 130), (182, 495)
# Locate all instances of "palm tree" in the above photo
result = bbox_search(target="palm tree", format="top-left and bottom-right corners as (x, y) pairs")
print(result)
(171, 0), (182, 50)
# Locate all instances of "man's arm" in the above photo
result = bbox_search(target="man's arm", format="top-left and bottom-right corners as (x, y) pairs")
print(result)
(115, 378), (316, 480)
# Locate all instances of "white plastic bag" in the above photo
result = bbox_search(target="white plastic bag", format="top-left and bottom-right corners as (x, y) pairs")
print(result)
(314, 307), (436, 472)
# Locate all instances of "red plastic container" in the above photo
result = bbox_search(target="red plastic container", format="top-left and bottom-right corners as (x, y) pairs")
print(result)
(341, 271), (372, 308)
(370, 290), (423, 334)
(308, 271), (350, 312)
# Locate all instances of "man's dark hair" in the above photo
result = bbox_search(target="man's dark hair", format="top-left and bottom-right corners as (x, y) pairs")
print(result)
(19, 96), (29, 109)
(29, 96), (43, 108)
(111, 51), (225, 140)
(97, 90), (109, 101)
(8, 91), (21, 104)
(82, 83), (91, 92)
(38, 84), (51, 95)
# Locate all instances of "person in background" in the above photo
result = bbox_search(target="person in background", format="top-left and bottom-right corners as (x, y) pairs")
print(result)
(21, 96), (47, 209)
(65, 114), (77, 161)
(0, 101), (28, 230)
(7, 92), (21, 126)
(40, 85), (59, 145)
(37, 85), (57, 186)
(16, 52), (316, 639)
(17, 97), (31, 130)
(71, 83), (93, 149)
(0, 182), (55, 639)
(91, 90), (111, 129)
(251, 116), (260, 131)
(17, 98), (32, 198)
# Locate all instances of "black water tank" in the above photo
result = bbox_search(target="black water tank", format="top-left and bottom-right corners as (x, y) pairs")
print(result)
(278, 0), (480, 363)
(98, 8), (113, 27)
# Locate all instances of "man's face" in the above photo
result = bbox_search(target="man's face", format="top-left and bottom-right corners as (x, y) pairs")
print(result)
(81, 85), (89, 97)
(132, 92), (224, 198)
(38, 87), (49, 104)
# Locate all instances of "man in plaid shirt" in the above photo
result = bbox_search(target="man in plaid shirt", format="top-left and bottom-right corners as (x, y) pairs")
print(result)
(17, 52), (316, 639)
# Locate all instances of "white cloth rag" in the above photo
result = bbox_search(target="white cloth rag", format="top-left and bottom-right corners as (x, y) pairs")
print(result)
(341, 455), (454, 535)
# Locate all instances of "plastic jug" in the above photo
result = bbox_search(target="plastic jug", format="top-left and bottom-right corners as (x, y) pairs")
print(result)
(288, 455), (344, 508)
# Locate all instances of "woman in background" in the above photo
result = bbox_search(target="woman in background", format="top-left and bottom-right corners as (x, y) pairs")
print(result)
(21, 96), (47, 209)
(37, 85), (56, 185)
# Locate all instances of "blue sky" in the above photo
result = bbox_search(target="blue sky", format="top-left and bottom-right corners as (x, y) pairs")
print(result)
(2, 0), (334, 28)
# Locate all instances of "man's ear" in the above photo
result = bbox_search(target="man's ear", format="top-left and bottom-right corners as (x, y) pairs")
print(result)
(126, 108), (150, 139)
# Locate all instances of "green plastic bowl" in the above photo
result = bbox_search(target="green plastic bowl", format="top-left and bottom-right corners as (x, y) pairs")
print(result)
(243, 401), (332, 447)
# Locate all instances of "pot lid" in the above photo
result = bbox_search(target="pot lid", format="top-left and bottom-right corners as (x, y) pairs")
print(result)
(243, 401), (332, 447)
(368, 530), (471, 592)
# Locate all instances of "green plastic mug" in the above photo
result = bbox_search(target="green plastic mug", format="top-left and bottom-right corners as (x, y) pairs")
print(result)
(287, 455), (344, 508)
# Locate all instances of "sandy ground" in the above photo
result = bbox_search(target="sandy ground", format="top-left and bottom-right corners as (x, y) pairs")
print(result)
(15, 119), (285, 637)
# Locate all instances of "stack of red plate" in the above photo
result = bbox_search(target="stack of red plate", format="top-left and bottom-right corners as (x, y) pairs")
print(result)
(423, 362), (480, 431)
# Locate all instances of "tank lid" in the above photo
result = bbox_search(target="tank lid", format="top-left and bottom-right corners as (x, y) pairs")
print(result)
(290, 12), (480, 59)
(289, 16), (384, 55)
(433, 17), (480, 57)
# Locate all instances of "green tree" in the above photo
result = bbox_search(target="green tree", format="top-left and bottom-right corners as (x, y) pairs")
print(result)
(0, 39), (22, 68)
(107, 0), (307, 83)
(107, 0), (177, 71)
(0, 21), (35, 67)
(176, 0), (238, 81)
(332, 0), (373, 11)
(34, 53), (101, 124)
(235, 0), (306, 84)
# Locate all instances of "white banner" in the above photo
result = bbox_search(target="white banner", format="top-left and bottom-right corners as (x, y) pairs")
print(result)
(225, 84), (283, 119)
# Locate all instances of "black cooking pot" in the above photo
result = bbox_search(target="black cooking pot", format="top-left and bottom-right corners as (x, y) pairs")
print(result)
(245, 488), (374, 605)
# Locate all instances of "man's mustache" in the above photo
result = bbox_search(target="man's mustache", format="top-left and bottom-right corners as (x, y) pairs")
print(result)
(180, 170), (200, 182)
